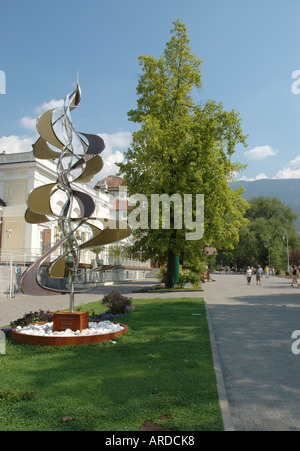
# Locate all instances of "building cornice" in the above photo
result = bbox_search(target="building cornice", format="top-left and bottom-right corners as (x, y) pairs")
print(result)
(0, 151), (110, 205)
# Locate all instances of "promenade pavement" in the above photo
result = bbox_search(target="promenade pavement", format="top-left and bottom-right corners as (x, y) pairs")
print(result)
(0, 279), (163, 327)
(204, 273), (300, 431)
(1, 274), (300, 431)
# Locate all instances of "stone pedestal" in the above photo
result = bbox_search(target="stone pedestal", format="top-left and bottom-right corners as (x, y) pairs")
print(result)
(53, 311), (89, 332)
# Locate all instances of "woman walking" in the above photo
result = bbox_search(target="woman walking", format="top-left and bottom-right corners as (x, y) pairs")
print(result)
(291, 266), (300, 286)
(246, 266), (252, 285)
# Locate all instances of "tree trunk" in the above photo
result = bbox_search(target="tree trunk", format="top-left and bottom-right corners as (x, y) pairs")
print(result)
(165, 248), (176, 288)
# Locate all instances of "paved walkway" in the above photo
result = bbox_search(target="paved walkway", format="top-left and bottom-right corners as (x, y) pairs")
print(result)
(204, 273), (300, 431)
(2, 274), (300, 431)
(0, 280), (163, 327)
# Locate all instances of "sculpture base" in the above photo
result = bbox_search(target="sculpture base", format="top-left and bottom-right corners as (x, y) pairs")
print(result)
(53, 311), (89, 332)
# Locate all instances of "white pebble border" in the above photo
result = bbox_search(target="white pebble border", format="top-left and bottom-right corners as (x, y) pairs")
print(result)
(15, 321), (124, 337)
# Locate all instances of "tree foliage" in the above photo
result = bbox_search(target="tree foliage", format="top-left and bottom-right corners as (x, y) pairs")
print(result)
(117, 19), (249, 287)
(217, 196), (300, 270)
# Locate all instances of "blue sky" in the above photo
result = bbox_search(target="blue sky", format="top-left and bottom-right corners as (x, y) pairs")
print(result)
(1, 0), (300, 180)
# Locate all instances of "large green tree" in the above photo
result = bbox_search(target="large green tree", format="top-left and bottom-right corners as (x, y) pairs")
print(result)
(218, 197), (300, 270)
(117, 19), (249, 287)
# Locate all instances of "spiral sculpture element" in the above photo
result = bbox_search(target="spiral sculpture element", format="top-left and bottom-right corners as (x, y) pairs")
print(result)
(20, 83), (131, 312)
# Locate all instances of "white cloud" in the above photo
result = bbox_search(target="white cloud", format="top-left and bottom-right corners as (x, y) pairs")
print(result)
(20, 99), (64, 132)
(273, 156), (300, 179)
(100, 131), (131, 149)
(0, 96), (131, 181)
(20, 116), (37, 131)
(287, 155), (300, 169)
(273, 168), (300, 179)
(0, 135), (35, 153)
(0, 128), (131, 170)
(237, 173), (268, 182)
(101, 150), (125, 178)
(271, 153), (300, 179)
(98, 132), (131, 178)
(19, 98), (64, 132)
(34, 98), (64, 115)
(256, 173), (268, 180)
(244, 145), (279, 161)
(236, 153), (300, 180)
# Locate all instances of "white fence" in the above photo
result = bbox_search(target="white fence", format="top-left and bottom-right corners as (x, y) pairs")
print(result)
(0, 258), (26, 297)
(0, 249), (150, 268)
(0, 250), (151, 295)
(0, 249), (42, 266)
(106, 256), (149, 268)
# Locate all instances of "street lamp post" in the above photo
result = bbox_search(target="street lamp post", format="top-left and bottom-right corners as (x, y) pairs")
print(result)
(5, 228), (11, 266)
(264, 242), (271, 267)
(282, 232), (289, 273)
(286, 235), (290, 272)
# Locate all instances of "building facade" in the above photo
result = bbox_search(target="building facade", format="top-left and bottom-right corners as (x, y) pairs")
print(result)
(0, 151), (110, 265)
(0, 156), (150, 293)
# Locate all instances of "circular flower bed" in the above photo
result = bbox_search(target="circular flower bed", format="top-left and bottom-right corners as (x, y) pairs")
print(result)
(12, 320), (128, 346)
(15, 320), (124, 336)
(6, 292), (133, 346)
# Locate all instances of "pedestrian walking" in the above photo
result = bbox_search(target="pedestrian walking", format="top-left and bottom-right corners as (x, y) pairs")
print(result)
(255, 265), (263, 286)
(291, 266), (300, 286)
(271, 267), (275, 276)
(264, 265), (269, 278)
(246, 266), (252, 285)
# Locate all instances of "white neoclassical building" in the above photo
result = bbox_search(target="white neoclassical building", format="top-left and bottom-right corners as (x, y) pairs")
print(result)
(0, 152), (150, 294)
(0, 150), (110, 265)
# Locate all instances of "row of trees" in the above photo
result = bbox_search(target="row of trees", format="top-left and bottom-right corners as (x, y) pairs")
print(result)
(216, 196), (300, 271)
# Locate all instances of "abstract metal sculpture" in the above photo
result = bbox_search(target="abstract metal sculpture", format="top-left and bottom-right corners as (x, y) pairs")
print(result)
(20, 81), (131, 313)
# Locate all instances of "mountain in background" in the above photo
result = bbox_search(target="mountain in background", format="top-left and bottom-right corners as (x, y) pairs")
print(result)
(230, 179), (300, 232)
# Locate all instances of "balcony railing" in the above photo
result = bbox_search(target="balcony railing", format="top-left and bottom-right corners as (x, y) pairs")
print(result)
(0, 248), (150, 268)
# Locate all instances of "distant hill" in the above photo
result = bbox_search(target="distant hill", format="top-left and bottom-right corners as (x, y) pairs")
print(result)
(230, 179), (300, 232)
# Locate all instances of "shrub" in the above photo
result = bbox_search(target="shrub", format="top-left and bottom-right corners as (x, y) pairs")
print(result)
(157, 266), (167, 284)
(10, 310), (54, 329)
(89, 311), (125, 322)
(102, 291), (134, 315)
(178, 269), (201, 289)
(1, 327), (12, 336)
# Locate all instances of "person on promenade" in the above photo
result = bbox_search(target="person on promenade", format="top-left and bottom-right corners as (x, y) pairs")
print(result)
(271, 267), (275, 276)
(255, 265), (263, 286)
(291, 266), (300, 287)
(264, 265), (269, 278)
(246, 266), (252, 285)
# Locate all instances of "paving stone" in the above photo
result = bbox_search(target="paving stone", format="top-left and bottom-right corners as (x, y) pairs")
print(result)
(204, 274), (300, 431)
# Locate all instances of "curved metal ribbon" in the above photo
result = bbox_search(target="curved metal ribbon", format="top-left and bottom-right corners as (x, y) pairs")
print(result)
(21, 82), (131, 308)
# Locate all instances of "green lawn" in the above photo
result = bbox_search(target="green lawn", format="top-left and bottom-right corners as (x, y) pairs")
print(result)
(0, 297), (223, 431)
